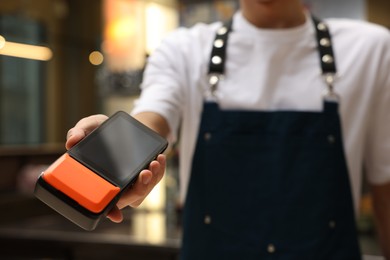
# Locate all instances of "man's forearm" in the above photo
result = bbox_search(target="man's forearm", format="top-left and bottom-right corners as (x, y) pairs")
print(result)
(133, 112), (170, 138)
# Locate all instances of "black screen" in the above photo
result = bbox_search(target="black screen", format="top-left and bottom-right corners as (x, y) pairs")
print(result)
(68, 111), (167, 188)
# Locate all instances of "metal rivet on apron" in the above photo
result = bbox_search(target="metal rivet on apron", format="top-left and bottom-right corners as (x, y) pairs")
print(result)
(214, 39), (224, 48)
(209, 75), (219, 85)
(317, 22), (327, 31)
(267, 244), (276, 253)
(204, 215), (212, 225)
(329, 220), (336, 229)
(328, 135), (335, 144)
(217, 26), (228, 35)
(204, 132), (212, 141)
(320, 38), (331, 47)
(212, 55), (222, 65)
(324, 74), (335, 85)
(322, 54), (334, 64)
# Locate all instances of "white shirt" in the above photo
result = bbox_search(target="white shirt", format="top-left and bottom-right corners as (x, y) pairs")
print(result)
(132, 11), (390, 211)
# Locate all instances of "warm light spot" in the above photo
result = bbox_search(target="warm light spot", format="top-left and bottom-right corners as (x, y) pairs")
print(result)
(132, 211), (166, 244)
(0, 35), (5, 49)
(89, 51), (104, 65)
(145, 4), (163, 54)
(106, 17), (136, 43)
(145, 3), (178, 54)
(0, 40), (52, 61)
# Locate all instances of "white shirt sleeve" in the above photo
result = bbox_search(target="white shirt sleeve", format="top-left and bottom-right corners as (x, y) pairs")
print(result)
(363, 29), (390, 185)
(131, 29), (190, 143)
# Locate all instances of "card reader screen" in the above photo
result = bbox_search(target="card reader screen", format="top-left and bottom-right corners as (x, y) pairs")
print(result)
(69, 112), (167, 188)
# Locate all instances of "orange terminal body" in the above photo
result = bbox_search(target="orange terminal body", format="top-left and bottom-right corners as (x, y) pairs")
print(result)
(42, 153), (120, 214)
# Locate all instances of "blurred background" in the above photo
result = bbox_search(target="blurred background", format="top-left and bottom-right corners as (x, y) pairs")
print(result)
(0, 0), (388, 259)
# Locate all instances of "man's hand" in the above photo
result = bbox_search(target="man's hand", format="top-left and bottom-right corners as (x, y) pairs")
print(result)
(66, 114), (108, 150)
(65, 114), (167, 223)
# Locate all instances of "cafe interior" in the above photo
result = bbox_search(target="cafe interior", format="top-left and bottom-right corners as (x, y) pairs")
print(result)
(0, 0), (389, 259)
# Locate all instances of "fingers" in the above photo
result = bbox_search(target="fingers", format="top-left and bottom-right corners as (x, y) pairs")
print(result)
(116, 154), (166, 209)
(107, 205), (124, 223)
(65, 114), (108, 150)
(65, 128), (87, 150)
(155, 154), (166, 184)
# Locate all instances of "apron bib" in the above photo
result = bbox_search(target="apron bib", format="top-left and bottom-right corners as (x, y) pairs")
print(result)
(181, 17), (361, 260)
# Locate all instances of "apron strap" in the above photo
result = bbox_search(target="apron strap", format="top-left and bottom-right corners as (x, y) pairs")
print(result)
(207, 15), (339, 101)
(208, 20), (232, 75)
(312, 16), (336, 74)
(207, 20), (232, 96)
(312, 16), (339, 102)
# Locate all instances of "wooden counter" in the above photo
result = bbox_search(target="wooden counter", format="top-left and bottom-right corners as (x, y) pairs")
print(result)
(0, 144), (65, 191)
(0, 193), (181, 260)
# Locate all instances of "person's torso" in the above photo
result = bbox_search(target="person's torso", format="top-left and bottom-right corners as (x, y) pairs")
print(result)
(173, 12), (387, 206)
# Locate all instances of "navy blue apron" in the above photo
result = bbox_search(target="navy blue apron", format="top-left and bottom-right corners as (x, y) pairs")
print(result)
(180, 17), (361, 260)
